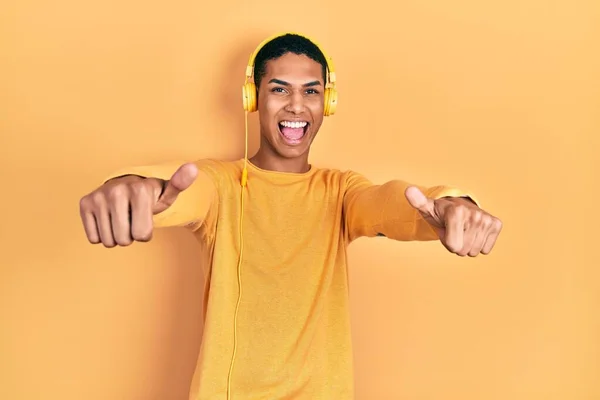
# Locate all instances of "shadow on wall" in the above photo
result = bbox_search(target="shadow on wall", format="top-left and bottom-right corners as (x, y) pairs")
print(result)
(53, 34), (278, 400)
(147, 32), (273, 397)
(215, 32), (273, 162)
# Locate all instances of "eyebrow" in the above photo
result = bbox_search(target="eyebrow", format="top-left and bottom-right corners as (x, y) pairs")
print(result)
(268, 78), (322, 87)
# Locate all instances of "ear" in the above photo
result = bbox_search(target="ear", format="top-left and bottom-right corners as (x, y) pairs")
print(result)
(255, 87), (261, 111)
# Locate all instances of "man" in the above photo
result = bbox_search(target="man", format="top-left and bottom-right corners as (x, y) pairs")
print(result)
(79, 33), (502, 399)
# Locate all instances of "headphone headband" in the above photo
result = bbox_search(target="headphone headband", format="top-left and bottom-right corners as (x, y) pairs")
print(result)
(244, 32), (336, 87)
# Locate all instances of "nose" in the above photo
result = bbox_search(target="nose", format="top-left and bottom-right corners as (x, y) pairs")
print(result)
(285, 91), (304, 114)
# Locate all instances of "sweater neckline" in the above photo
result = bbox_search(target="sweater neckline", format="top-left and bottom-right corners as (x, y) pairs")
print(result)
(244, 159), (317, 180)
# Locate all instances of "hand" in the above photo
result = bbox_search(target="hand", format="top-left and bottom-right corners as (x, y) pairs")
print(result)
(404, 186), (502, 256)
(79, 163), (198, 247)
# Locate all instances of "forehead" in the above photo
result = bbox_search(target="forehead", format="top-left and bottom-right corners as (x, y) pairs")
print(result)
(263, 53), (324, 83)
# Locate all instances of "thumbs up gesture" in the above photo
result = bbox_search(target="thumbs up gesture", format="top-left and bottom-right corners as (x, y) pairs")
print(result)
(79, 163), (198, 248)
(404, 186), (503, 256)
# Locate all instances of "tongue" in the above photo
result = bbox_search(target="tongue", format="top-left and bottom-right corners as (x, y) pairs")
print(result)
(281, 127), (304, 140)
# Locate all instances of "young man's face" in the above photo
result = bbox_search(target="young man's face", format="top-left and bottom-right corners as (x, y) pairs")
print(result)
(256, 52), (325, 160)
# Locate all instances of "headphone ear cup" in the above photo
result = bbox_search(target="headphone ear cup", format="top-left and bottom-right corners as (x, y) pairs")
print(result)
(242, 82), (257, 112)
(323, 87), (338, 116)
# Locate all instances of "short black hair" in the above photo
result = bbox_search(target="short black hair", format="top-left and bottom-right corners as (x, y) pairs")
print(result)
(253, 33), (328, 89)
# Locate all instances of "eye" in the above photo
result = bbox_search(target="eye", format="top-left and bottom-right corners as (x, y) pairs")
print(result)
(271, 87), (286, 93)
(306, 89), (319, 94)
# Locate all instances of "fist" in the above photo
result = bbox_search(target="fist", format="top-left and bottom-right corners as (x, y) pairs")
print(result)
(405, 186), (503, 257)
(79, 163), (198, 247)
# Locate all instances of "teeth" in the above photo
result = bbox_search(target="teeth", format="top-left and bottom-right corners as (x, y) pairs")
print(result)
(280, 121), (308, 129)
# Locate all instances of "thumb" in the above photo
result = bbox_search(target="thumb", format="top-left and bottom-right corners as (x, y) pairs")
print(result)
(405, 186), (433, 215)
(405, 185), (445, 236)
(153, 163), (198, 213)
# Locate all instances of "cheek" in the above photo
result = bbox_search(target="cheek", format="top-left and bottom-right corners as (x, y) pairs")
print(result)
(309, 98), (321, 109)
(259, 97), (283, 118)
(309, 100), (324, 122)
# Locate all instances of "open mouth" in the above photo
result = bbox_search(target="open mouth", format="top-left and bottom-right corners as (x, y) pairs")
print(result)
(278, 120), (309, 144)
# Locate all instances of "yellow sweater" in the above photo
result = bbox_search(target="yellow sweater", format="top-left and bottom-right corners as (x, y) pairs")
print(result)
(106, 158), (475, 399)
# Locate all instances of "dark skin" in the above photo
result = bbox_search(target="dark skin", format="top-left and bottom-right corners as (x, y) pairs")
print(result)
(249, 52), (324, 174)
(79, 52), (502, 256)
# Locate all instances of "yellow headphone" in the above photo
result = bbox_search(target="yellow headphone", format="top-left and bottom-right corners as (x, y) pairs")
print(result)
(238, 32), (338, 188)
(227, 32), (337, 400)
(241, 32), (338, 117)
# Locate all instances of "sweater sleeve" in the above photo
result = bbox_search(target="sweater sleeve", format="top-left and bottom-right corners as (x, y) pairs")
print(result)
(103, 159), (219, 231)
(342, 171), (479, 242)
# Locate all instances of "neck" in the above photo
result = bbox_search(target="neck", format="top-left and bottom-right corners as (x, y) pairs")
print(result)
(249, 147), (311, 174)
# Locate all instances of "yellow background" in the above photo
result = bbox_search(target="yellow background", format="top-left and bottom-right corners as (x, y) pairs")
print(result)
(1, 0), (598, 399)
